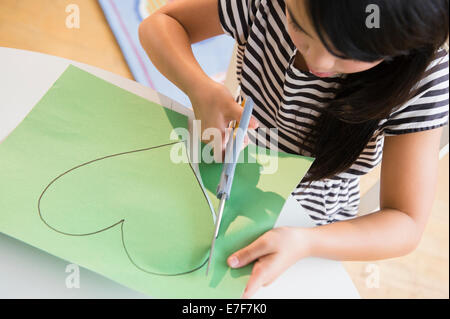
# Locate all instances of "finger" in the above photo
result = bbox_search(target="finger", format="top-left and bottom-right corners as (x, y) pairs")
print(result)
(243, 254), (282, 299)
(225, 102), (244, 122)
(260, 254), (282, 287)
(242, 260), (264, 299)
(225, 103), (259, 129)
(242, 254), (277, 299)
(227, 232), (274, 268)
(249, 116), (260, 130)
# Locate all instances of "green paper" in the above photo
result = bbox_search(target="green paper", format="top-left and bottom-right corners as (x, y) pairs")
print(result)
(198, 144), (314, 288)
(0, 65), (314, 298)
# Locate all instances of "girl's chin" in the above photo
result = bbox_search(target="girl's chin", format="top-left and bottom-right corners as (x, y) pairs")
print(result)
(309, 70), (337, 78)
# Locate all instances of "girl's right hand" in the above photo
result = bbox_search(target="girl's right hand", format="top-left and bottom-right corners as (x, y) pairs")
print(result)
(188, 81), (260, 156)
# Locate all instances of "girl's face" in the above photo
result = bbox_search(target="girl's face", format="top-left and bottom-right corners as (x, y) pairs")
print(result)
(285, 0), (383, 77)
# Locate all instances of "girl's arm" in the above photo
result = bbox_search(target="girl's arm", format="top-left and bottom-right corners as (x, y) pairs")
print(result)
(138, 0), (223, 96)
(139, 0), (259, 148)
(307, 127), (443, 260)
(230, 127), (443, 298)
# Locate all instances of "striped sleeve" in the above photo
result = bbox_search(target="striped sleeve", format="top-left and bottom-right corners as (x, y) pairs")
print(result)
(218, 0), (260, 46)
(381, 50), (449, 136)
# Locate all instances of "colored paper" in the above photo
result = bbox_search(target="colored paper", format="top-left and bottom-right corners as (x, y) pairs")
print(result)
(0, 65), (314, 298)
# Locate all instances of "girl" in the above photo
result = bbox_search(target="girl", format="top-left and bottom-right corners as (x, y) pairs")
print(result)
(139, 0), (449, 298)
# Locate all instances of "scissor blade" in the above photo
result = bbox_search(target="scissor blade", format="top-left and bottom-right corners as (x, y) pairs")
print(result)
(205, 232), (217, 276)
(206, 195), (227, 276)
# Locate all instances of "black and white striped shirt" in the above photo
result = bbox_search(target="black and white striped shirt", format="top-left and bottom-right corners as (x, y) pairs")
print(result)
(218, 0), (449, 225)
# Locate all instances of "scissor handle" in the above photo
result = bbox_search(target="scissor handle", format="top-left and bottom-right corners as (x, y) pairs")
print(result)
(216, 97), (255, 200)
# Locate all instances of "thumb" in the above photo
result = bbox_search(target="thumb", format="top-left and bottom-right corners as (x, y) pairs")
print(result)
(227, 233), (274, 268)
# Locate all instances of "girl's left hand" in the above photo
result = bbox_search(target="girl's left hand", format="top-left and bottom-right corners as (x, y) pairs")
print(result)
(227, 226), (312, 299)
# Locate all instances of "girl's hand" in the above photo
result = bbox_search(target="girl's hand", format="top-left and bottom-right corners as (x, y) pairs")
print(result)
(188, 81), (259, 155)
(227, 227), (312, 299)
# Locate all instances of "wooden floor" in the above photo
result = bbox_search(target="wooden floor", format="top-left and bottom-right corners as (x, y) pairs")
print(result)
(0, 0), (133, 79)
(1, 0), (448, 298)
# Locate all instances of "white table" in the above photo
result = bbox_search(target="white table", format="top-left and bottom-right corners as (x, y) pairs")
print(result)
(0, 47), (360, 299)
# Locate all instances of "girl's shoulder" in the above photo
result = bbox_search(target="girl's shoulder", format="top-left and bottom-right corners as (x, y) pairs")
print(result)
(218, 0), (284, 46)
(379, 47), (449, 136)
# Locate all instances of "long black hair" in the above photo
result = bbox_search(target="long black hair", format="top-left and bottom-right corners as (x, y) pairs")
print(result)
(299, 0), (449, 182)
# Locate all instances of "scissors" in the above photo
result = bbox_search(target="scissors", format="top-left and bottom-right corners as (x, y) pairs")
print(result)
(205, 96), (255, 276)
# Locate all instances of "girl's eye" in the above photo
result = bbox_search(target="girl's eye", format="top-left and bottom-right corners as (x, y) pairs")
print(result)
(287, 10), (351, 61)
(287, 12), (302, 32)
(293, 24), (304, 33)
(288, 18), (305, 34)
